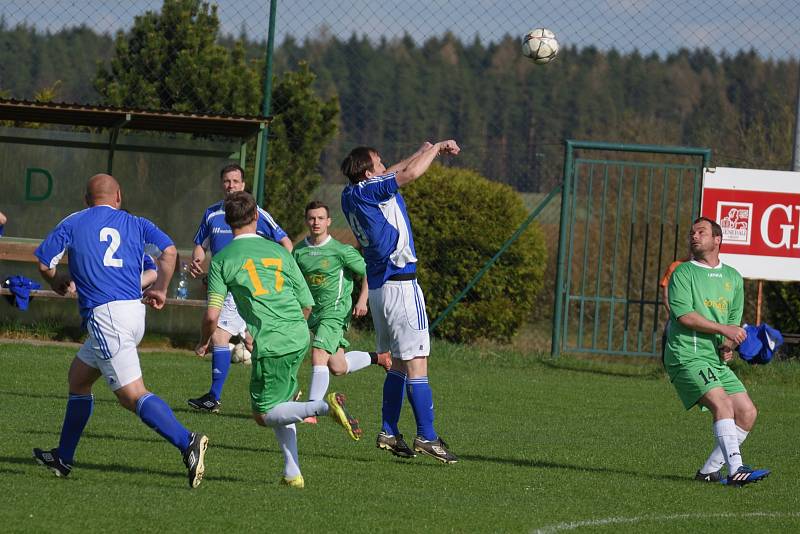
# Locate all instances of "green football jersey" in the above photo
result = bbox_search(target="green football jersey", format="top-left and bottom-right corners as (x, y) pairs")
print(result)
(207, 234), (314, 358)
(292, 236), (365, 319)
(665, 261), (744, 368)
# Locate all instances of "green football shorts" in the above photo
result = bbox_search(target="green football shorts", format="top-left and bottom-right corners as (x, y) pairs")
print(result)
(669, 358), (746, 410)
(308, 314), (350, 355)
(249, 346), (307, 414)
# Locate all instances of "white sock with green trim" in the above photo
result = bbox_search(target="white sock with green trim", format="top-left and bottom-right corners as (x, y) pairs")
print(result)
(345, 351), (371, 373)
(713, 418), (743, 474)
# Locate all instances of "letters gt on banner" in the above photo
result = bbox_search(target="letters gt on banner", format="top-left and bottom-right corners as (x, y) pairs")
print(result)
(701, 166), (800, 281)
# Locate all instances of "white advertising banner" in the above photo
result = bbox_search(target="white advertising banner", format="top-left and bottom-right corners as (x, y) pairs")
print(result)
(701, 166), (800, 281)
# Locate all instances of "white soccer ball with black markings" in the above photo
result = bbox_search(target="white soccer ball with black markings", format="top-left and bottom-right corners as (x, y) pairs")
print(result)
(231, 342), (252, 365)
(522, 28), (559, 64)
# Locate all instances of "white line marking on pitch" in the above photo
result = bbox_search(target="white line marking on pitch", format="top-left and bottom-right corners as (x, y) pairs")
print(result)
(532, 511), (800, 533)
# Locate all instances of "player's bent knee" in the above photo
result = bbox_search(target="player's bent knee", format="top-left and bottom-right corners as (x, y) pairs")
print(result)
(114, 380), (149, 412)
(329, 362), (347, 376)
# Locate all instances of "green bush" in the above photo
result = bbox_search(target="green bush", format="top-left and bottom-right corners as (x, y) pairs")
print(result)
(402, 164), (547, 343)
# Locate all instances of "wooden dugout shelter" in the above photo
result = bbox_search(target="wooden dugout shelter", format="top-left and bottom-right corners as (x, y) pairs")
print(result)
(0, 98), (272, 180)
(0, 99), (272, 307)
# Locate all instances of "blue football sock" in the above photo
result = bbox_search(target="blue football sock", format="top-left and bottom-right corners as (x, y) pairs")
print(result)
(209, 345), (232, 401)
(381, 369), (407, 436)
(57, 393), (94, 465)
(407, 377), (437, 441)
(137, 393), (191, 452)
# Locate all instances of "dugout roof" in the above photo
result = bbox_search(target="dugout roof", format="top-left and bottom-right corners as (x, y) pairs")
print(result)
(0, 99), (271, 137)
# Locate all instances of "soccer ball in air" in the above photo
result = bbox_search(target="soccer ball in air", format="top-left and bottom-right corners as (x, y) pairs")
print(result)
(230, 342), (252, 365)
(522, 28), (559, 64)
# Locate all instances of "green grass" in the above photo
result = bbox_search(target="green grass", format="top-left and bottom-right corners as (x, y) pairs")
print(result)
(2, 338), (799, 533)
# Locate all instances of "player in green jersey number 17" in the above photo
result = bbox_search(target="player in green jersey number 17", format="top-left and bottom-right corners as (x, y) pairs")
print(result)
(196, 192), (362, 488)
(292, 201), (391, 422)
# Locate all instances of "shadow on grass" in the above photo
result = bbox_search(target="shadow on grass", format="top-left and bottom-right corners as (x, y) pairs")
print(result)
(0, 389), (118, 405)
(461, 453), (688, 484)
(22, 429), (280, 455)
(538, 357), (665, 380)
(0, 454), (244, 483)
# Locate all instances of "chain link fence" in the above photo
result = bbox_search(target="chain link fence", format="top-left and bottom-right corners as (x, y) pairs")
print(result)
(1, 0), (799, 350)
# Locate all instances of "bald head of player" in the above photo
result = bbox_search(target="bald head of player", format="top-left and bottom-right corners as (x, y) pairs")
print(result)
(85, 173), (122, 208)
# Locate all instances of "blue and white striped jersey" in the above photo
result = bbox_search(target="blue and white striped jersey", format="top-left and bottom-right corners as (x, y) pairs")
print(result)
(341, 172), (418, 289)
(193, 200), (287, 255)
(35, 205), (173, 319)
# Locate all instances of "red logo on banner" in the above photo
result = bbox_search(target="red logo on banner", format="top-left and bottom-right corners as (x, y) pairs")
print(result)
(702, 189), (800, 258)
(717, 202), (752, 245)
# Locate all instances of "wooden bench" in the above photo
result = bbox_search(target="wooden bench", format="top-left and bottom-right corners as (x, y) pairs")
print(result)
(0, 237), (205, 307)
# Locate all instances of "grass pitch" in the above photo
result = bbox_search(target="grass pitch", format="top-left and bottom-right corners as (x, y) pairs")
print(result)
(1, 338), (799, 533)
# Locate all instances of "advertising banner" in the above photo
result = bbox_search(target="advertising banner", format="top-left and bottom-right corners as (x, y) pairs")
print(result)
(701, 166), (800, 281)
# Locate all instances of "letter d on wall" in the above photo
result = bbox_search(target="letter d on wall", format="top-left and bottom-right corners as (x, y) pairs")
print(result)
(25, 167), (53, 201)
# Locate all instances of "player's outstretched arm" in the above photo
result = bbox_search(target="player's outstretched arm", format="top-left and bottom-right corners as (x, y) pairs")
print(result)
(395, 140), (460, 186)
(38, 262), (75, 296)
(386, 141), (434, 174)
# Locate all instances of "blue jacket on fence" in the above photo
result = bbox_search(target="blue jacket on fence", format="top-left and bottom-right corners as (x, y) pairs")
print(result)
(3, 275), (42, 311)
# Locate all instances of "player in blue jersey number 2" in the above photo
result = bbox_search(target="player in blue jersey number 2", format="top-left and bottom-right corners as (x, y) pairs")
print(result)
(32, 174), (208, 488)
(340, 140), (460, 463)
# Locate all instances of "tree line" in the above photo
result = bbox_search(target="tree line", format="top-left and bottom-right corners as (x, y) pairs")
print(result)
(2, 17), (797, 192)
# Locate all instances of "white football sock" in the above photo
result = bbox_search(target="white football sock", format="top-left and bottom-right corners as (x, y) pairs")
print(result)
(260, 400), (329, 426)
(701, 425), (749, 474)
(345, 351), (371, 373)
(713, 418), (743, 473)
(272, 424), (301, 478)
(308, 365), (330, 401)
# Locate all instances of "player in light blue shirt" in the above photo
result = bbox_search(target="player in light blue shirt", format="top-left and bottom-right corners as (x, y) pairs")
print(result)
(187, 163), (293, 413)
(340, 140), (460, 463)
(32, 173), (208, 488)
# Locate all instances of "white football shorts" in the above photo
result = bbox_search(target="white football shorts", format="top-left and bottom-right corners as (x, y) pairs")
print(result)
(217, 292), (247, 336)
(369, 280), (430, 360)
(77, 299), (145, 391)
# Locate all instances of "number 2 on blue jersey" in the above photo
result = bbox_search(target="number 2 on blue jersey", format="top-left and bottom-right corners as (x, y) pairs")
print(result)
(100, 227), (123, 268)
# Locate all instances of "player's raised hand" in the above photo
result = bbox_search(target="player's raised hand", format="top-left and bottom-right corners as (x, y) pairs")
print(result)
(189, 257), (205, 278)
(437, 140), (460, 155)
(143, 288), (167, 309)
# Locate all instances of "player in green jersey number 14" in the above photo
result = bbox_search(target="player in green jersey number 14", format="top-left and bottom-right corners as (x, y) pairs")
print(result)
(664, 217), (770, 486)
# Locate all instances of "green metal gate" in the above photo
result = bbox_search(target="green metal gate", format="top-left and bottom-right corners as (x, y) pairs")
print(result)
(551, 141), (711, 357)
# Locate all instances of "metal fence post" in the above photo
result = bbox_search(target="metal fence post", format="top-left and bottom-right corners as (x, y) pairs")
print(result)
(254, 0), (278, 206)
(551, 140), (574, 356)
